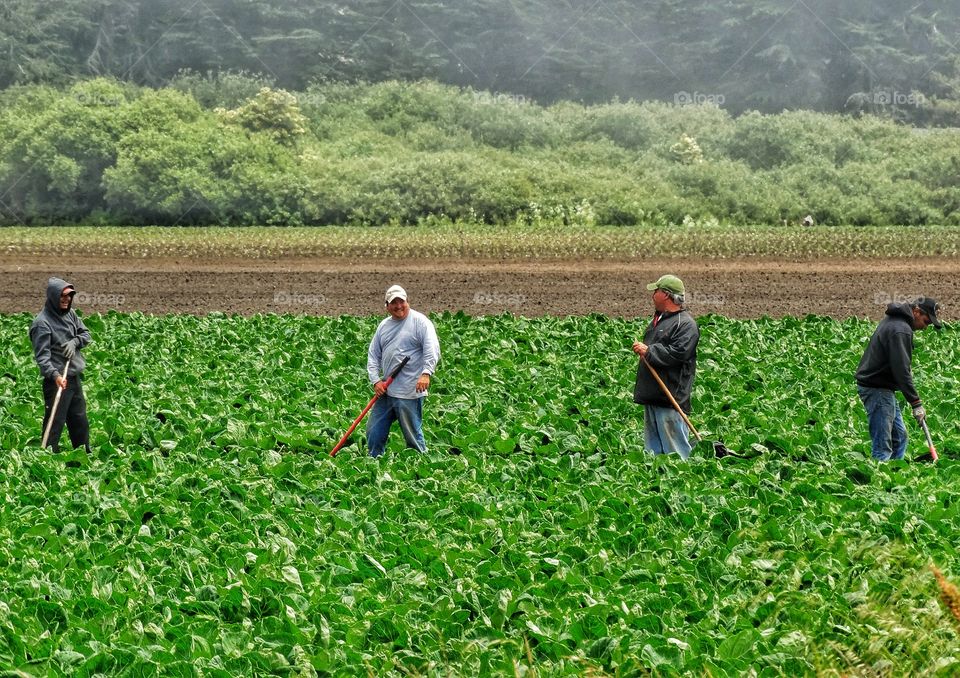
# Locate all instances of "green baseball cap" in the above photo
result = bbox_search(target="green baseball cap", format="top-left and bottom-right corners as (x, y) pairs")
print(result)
(646, 274), (685, 295)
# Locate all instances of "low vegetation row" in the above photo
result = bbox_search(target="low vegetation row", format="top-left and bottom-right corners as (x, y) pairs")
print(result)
(1, 78), (959, 227)
(6, 224), (960, 260)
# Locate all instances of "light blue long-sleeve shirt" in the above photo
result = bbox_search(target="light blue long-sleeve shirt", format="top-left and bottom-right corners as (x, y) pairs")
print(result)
(367, 309), (440, 399)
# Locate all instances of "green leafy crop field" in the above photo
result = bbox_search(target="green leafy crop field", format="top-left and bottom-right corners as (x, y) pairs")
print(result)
(1, 312), (959, 675)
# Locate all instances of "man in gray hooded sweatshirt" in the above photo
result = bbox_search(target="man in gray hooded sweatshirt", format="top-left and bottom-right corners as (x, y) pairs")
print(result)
(29, 278), (92, 453)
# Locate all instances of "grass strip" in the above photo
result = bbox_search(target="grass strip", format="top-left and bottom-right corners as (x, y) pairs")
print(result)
(5, 224), (960, 260)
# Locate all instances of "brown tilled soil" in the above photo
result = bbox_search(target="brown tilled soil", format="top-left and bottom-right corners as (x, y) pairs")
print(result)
(2, 255), (958, 319)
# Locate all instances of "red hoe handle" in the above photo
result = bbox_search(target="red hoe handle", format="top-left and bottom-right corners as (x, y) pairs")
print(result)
(920, 418), (939, 462)
(330, 356), (410, 457)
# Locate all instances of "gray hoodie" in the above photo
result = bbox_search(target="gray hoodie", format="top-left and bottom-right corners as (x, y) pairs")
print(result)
(29, 277), (92, 379)
(855, 302), (920, 405)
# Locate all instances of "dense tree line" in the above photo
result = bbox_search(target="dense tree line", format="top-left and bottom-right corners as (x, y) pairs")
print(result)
(1, 1), (959, 123)
(1, 79), (958, 227)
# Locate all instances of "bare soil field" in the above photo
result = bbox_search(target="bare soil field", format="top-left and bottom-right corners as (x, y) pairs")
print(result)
(2, 255), (958, 319)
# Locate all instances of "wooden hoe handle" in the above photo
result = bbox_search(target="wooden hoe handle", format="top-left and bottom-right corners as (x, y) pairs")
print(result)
(641, 356), (702, 442)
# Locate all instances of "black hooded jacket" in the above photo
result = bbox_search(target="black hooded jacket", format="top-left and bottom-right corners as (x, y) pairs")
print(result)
(634, 309), (699, 413)
(855, 302), (920, 405)
(29, 277), (91, 379)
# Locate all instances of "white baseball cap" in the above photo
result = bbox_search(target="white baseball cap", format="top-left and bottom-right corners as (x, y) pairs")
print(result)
(385, 284), (407, 304)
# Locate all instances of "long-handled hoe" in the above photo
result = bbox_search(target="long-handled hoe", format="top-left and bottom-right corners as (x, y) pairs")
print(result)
(641, 356), (741, 459)
(916, 417), (940, 463)
(330, 356), (410, 457)
(41, 357), (71, 449)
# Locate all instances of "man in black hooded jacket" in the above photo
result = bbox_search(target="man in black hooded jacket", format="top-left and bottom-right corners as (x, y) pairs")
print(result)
(632, 274), (700, 459)
(856, 296), (941, 461)
(29, 278), (92, 453)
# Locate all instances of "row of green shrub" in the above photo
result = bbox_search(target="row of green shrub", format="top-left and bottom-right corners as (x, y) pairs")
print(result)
(1, 77), (958, 226)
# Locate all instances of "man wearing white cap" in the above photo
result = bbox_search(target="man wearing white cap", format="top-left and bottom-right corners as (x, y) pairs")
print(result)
(366, 285), (441, 457)
(631, 274), (700, 459)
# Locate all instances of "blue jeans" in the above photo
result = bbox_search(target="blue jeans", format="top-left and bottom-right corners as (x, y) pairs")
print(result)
(857, 385), (907, 461)
(365, 395), (427, 458)
(644, 405), (693, 460)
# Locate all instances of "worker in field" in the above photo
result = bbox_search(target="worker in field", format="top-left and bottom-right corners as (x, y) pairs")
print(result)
(366, 285), (441, 458)
(29, 277), (92, 453)
(856, 296), (941, 461)
(632, 274), (700, 459)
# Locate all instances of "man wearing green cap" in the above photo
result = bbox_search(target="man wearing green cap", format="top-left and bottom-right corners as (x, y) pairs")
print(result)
(632, 274), (700, 459)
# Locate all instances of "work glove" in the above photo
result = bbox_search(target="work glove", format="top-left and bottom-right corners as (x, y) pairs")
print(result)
(912, 405), (926, 424)
(61, 339), (78, 360)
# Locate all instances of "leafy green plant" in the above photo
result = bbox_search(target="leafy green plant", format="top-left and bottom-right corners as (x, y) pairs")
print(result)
(1, 311), (958, 674)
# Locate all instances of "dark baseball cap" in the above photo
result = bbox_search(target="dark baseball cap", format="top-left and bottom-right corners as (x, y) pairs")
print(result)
(916, 296), (942, 329)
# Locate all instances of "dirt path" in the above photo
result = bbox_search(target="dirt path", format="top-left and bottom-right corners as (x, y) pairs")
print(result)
(2, 255), (956, 319)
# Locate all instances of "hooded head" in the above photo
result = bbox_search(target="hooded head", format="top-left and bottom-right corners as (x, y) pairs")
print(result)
(45, 277), (75, 315)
